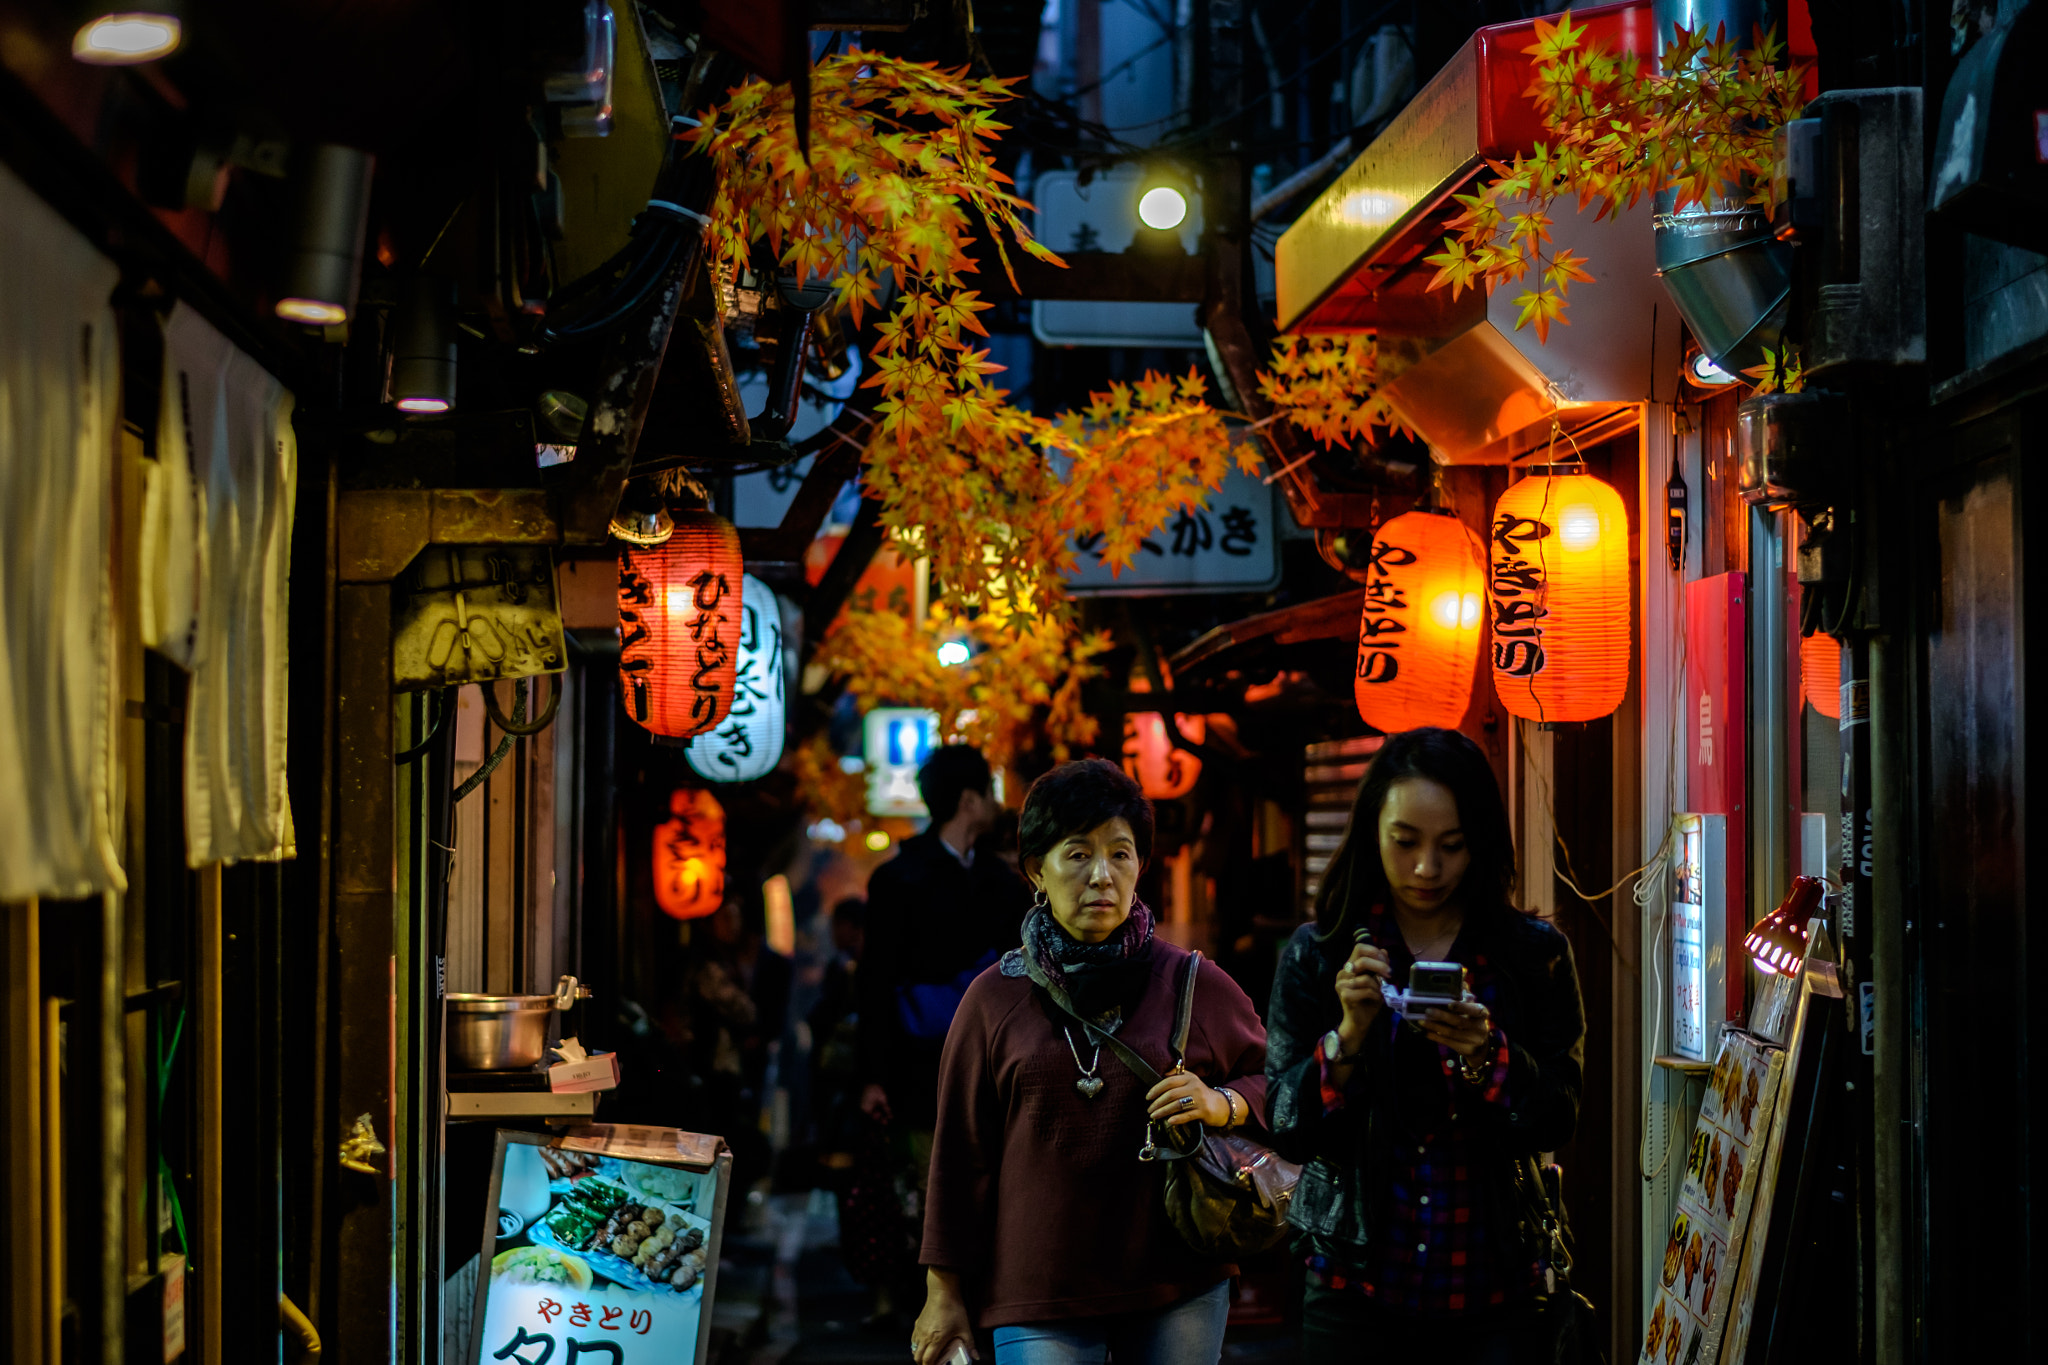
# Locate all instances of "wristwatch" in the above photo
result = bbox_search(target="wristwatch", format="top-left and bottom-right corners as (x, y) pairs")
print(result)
(1322, 1029), (1359, 1064)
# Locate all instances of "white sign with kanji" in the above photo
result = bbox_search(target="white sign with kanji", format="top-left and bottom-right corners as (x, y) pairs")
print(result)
(1063, 464), (1281, 596)
(686, 576), (785, 783)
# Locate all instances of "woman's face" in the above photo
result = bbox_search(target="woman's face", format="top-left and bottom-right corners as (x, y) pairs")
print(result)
(1028, 817), (1140, 944)
(1377, 776), (1471, 918)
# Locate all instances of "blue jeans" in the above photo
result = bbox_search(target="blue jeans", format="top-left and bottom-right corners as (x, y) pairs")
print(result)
(992, 1280), (1232, 1365)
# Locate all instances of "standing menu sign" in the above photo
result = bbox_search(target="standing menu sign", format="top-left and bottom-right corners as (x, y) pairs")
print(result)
(1638, 1031), (1785, 1365)
(473, 1127), (731, 1364)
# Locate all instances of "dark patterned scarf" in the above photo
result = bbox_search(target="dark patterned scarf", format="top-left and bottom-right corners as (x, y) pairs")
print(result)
(1001, 896), (1156, 1032)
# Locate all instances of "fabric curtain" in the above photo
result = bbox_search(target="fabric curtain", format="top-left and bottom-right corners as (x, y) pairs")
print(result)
(0, 161), (125, 901)
(152, 303), (298, 866)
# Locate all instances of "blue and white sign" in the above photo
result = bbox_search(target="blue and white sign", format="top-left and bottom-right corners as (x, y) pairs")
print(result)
(862, 707), (939, 816)
(686, 576), (785, 783)
(1063, 463), (1281, 596)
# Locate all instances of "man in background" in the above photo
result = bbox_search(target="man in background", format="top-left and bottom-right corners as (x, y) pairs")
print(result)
(853, 745), (1030, 1324)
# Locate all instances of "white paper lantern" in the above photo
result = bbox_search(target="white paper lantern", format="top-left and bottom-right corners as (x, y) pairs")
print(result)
(687, 575), (786, 782)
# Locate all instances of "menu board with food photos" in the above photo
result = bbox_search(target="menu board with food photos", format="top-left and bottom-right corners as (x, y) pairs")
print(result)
(1638, 1030), (1785, 1365)
(473, 1129), (731, 1365)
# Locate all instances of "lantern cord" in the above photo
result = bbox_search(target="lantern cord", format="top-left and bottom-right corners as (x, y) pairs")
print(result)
(483, 673), (563, 736)
(453, 680), (529, 804)
(394, 688), (456, 764)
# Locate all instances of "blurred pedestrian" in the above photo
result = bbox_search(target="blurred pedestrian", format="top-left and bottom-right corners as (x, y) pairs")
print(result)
(856, 745), (1031, 1323)
(911, 759), (1270, 1365)
(1264, 728), (1587, 1363)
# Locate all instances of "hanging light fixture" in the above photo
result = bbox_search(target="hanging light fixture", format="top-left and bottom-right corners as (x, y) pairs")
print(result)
(1354, 509), (1486, 732)
(1800, 630), (1841, 720)
(1488, 467), (1631, 724)
(652, 788), (726, 920)
(617, 511), (744, 739)
(275, 144), (375, 325)
(686, 575), (787, 782)
(1745, 875), (1825, 977)
(391, 276), (457, 413)
(72, 3), (182, 64)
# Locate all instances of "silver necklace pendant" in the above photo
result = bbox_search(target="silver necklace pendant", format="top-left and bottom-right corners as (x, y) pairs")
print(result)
(1063, 1027), (1104, 1099)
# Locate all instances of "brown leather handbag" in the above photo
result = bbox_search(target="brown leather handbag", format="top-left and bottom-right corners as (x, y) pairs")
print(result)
(1069, 950), (1300, 1258)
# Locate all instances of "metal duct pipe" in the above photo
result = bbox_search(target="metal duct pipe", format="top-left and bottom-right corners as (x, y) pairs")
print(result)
(1651, 0), (1793, 375)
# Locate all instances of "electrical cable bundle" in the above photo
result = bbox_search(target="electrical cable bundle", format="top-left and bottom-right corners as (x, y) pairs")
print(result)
(542, 117), (719, 345)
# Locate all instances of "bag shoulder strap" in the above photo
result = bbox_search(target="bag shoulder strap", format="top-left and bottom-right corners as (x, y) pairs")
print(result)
(1068, 1007), (1164, 1087)
(1170, 949), (1200, 1067)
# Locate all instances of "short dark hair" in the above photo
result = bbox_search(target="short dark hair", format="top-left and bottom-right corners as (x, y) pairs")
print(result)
(832, 897), (866, 929)
(917, 744), (993, 825)
(1312, 726), (1519, 943)
(1019, 758), (1154, 870)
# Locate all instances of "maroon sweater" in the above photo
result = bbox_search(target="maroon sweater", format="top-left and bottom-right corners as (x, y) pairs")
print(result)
(919, 941), (1272, 1327)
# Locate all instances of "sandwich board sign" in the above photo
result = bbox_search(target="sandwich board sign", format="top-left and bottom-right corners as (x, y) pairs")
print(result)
(473, 1127), (731, 1364)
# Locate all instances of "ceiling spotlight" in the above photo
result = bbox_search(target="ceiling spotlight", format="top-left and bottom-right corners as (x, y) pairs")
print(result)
(276, 144), (375, 327)
(391, 277), (457, 415)
(1138, 185), (1188, 232)
(73, 5), (182, 65)
(1686, 348), (1739, 387)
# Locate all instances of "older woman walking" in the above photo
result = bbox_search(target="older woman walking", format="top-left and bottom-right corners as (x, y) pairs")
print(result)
(911, 759), (1271, 1365)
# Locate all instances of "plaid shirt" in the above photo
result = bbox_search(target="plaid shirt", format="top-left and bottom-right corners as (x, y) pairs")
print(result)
(1304, 910), (1536, 1314)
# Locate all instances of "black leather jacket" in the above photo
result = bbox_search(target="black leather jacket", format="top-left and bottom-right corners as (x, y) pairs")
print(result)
(1264, 911), (1586, 1271)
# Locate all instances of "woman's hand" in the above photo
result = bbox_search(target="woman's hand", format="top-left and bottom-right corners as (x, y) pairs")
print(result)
(1334, 942), (1392, 1057)
(1144, 1070), (1234, 1128)
(911, 1268), (977, 1364)
(1420, 999), (1493, 1059)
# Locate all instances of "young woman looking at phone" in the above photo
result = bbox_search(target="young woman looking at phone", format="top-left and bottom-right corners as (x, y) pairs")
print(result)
(1264, 728), (1586, 1363)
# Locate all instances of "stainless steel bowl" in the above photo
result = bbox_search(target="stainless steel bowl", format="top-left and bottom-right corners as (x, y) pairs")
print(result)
(447, 994), (556, 1070)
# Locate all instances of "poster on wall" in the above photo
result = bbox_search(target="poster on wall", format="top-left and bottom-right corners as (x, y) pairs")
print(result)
(1637, 1030), (1784, 1365)
(473, 1128), (731, 1365)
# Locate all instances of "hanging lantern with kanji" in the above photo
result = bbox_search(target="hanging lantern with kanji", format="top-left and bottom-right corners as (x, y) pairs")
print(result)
(1354, 510), (1487, 733)
(688, 574), (787, 783)
(1488, 468), (1631, 724)
(618, 512), (744, 738)
(1800, 631), (1840, 720)
(653, 787), (726, 920)
(1122, 711), (1206, 799)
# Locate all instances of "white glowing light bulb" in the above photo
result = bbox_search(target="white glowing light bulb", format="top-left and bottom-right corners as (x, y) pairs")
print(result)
(936, 640), (971, 667)
(1559, 507), (1601, 550)
(1138, 186), (1187, 231)
(73, 14), (181, 65)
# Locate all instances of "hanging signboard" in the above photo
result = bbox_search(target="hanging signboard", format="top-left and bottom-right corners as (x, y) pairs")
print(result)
(1670, 814), (1729, 1061)
(863, 707), (938, 816)
(687, 576), (786, 783)
(472, 1127), (732, 1365)
(1063, 465), (1281, 596)
(1637, 1030), (1786, 1365)
(1685, 573), (1748, 1023)
(1029, 167), (1205, 348)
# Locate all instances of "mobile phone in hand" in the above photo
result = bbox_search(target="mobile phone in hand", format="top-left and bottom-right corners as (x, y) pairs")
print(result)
(942, 1344), (974, 1365)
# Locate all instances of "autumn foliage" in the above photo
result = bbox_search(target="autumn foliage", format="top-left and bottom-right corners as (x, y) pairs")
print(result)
(1422, 10), (1809, 340)
(690, 52), (1252, 621)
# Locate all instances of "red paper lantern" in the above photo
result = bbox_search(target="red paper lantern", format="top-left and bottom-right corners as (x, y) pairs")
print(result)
(618, 512), (744, 738)
(1122, 712), (1206, 799)
(653, 788), (726, 920)
(1800, 631), (1840, 720)
(1488, 470), (1631, 724)
(1354, 510), (1486, 732)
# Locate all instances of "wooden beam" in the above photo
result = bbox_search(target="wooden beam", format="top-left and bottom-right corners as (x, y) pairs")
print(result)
(1168, 587), (1370, 675)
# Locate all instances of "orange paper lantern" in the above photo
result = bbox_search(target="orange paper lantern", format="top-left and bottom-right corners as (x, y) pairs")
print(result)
(1354, 510), (1487, 732)
(1800, 631), (1840, 719)
(653, 788), (726, 920)
(618, 512), (744, 738)
(1122, 712), (1206, 799)
(1488, 469), (1631, 723)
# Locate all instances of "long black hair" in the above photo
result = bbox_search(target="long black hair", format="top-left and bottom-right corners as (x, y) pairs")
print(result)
(1311, 727), (1519, 945)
